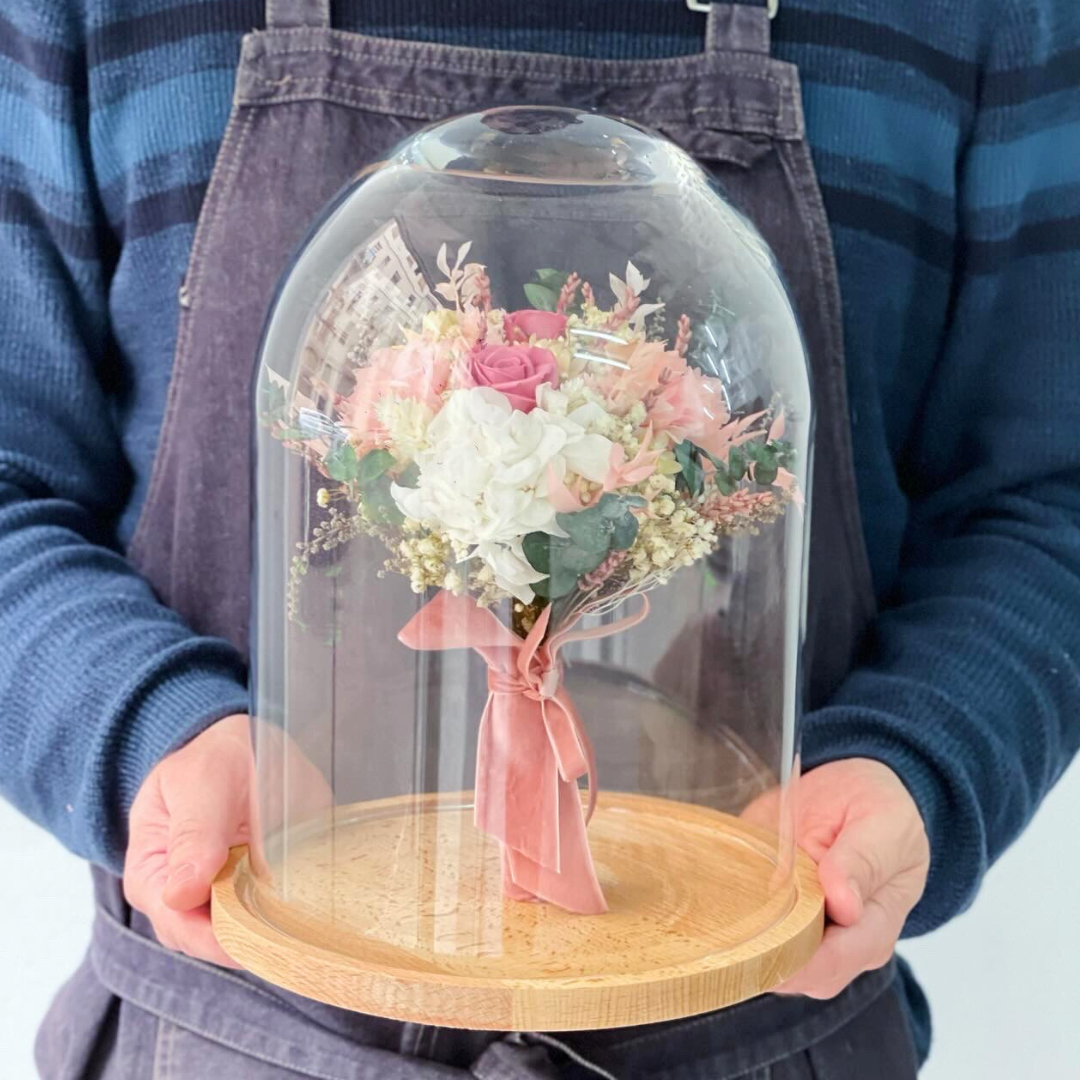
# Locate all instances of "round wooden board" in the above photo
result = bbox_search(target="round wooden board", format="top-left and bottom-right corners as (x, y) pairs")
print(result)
(211, 792), (823, 1030)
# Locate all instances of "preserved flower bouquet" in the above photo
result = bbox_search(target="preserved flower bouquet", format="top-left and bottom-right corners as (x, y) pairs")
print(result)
(262, 241), (798, 913)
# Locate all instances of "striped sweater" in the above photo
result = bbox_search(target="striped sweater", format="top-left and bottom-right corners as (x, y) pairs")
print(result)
(1, 0), (1079, 1060)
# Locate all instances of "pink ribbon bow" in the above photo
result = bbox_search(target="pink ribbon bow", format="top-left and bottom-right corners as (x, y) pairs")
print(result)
(398, 591), (649, 914)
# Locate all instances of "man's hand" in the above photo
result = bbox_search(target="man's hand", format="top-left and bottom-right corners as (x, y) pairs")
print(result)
(749, 757), (930, 999)
(123, 714), (255, 966)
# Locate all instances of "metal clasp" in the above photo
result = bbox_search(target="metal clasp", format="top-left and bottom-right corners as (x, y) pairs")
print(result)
(686, 0), (779, 18)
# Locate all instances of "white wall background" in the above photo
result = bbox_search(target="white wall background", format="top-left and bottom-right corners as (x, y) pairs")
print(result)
(2, 763), (1078, 1078)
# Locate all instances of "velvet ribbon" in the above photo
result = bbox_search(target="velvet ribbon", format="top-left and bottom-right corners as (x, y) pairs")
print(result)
(398, 591), (648, 914)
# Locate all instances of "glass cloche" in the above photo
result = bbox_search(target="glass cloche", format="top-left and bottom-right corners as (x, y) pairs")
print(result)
(215, 107), (823, 1030)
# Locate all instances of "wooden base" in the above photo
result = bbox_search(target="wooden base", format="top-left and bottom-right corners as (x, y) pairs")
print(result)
(211, 791), (823, 1030)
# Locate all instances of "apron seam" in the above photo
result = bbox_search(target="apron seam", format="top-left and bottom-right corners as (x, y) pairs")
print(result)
(151, 1015), (173, 1080)
(126, 104), (257, 564)
(244, 31), (790, 81)
(247, 48), (787, 88)
(776, 140), (877, 623)
(236, 78), (791, 139)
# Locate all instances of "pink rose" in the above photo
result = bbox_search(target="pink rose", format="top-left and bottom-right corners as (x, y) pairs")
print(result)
(504, 308), (568, 343)
(468, 343), (559, 413)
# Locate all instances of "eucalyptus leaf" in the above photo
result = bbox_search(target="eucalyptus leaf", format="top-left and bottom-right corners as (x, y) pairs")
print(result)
(532, 567), (580, 600)
(772, 440), (796, 468)
(754, 461), (778, 486)
(361, 473), (404, 526)
(674, 440), (705, 497)
(727, 447), (747, 480)
(357, 448), (395, 486)
(611, 514), (638, 551)
(523, 283), (558, 312)
(598, 492), (625, 519)
(556, 507), (611, 551)
(715, 467), (737, 496)
(325, 442), (359, 482)
(523, 531), (553, 574)
(557, 545), (608, 575)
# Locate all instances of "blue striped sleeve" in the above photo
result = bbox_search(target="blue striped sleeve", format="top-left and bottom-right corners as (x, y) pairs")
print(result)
(0, 1), (247, 873)
(802, 0), (1080, 935)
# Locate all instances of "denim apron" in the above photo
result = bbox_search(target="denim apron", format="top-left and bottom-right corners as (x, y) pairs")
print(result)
(35, 2), (919, 1077)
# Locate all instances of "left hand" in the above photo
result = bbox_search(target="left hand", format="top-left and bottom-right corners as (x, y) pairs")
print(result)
(747, 757), (930, 999)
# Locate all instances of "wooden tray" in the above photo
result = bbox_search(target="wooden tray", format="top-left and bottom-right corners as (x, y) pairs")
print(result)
(211, 791), (823, 1030)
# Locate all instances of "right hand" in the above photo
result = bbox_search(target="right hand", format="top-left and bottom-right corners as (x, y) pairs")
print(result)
(123, 714), (256, 966)
(123, 714), (330, 965)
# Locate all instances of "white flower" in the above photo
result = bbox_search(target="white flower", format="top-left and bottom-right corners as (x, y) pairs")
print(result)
(391, 387), (615, 601)
(474, 540), (546, 603)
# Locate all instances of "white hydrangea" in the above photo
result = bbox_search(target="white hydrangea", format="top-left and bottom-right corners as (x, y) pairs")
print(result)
(390, 387), (615, 602)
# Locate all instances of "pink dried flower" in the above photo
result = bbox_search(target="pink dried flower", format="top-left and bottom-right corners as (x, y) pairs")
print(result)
(675, 313), (692, 358)
(556, 272), (581, 315)
(580, 550), (627, 591)
(504, 309), (568, 343)
(582, 281), (596, 308)
(604, 292), (640, 331)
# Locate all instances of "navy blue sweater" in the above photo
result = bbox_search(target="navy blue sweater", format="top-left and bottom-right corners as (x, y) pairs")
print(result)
(1, 0), (1079, 1062)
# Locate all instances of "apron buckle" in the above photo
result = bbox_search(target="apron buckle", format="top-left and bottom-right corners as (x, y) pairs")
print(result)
(686, 0), (779, 18)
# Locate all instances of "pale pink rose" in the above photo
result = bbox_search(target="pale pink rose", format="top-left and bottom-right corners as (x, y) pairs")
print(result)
(468, 343), (559, 413)
(504, 308), (568, 343)
(649, 367), (729, 446)
(342, 338), (453, 436)
(593, 339), (688, 416)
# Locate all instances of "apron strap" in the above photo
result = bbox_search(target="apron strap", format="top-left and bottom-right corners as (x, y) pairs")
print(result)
(266, 0), (331, 30)
(692, 2), (773, 55)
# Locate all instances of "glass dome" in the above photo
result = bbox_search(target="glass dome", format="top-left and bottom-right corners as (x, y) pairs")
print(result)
(245, 106), (816, 1027)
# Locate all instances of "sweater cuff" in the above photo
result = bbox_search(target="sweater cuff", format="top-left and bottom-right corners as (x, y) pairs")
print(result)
(800, 704), (988, 936)
(89, 647), (249, 874)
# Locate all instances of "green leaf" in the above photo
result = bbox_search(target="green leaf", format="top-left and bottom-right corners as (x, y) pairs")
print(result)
(715, 467), (737, 496)
(395, 461), (420, 489)
(361, 473), (405, 526)
(523, 283), (558, 312)
(531, 567), (580, 600)
(611, 514), (638, 550)
(771, 440), (796, 468)
(727, 447), (747, 481)
(673, 440), (705, 497)
(754, 461), (778, 486)
(556, 507), (611, 551)
(557, 544), (608, 575)
(356, 448), (395, 486)
(258, 379), (287, 416)
(597, 492), (625, 519)
(325, 442), (359, 482)
(523, 531), (552, 574)
(622, 494), (648, 509)
(535, 268), (569, 289)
